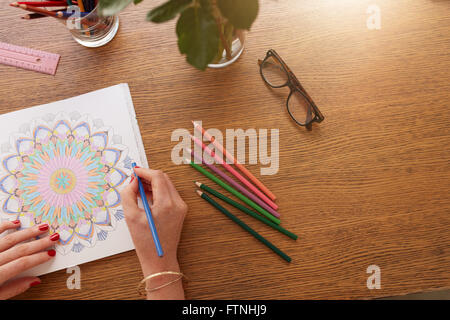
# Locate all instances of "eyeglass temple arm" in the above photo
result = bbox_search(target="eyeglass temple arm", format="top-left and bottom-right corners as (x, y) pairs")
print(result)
(288, 72), (324, 121)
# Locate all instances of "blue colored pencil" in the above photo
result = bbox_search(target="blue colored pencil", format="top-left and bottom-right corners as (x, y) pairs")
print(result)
(132, 162), (164, 257)
(56, 11), (89, 18)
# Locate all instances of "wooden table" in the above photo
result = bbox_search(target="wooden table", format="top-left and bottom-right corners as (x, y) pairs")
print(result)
(1, 0), (449, 299)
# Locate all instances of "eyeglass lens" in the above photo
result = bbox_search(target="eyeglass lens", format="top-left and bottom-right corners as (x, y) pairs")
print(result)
(261, 55), (288, 87)
(288, 90), (314, 125)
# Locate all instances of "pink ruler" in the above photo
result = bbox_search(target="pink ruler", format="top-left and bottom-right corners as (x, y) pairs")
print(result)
(0, 42), (60, 75)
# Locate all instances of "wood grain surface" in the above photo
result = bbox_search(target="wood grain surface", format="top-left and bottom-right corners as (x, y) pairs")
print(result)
(0, 0), (449, 299)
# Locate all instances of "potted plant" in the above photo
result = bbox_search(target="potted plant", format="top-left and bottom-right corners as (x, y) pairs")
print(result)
(99, 0), (259, 70)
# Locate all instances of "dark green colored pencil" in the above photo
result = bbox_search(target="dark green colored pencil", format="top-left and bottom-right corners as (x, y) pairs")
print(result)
(187, 160), (280, 225)
(196, 181), (298, 240)
(197, 190), (292, 263)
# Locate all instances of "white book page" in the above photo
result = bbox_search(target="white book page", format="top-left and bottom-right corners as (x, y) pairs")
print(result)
(0, 83), (147, 276)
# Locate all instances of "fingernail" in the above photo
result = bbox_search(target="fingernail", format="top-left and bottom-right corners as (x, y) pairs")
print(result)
(50, 233), (60, 241)
(130, 175), (135, 183)
(134, 166), (140, 169)
(39, 224), (49, 231)
(30, 281), (41, 287)
(12, 219), (20, 225)
(47, 249), (56, 257)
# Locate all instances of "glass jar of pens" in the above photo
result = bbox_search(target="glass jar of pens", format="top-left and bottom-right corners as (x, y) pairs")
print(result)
(11, 1), (119, 48)
(65, 3), (119, 48)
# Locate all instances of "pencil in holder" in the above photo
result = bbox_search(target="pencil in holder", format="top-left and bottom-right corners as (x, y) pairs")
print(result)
(64, 4), (119, 48)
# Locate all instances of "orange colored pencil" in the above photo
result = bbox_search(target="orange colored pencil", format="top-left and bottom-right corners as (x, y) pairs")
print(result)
(77, 0), (85, 12)
(74, 0), (90, 36)
(192, 121), (277, 201)
(21, 9), (60, 19)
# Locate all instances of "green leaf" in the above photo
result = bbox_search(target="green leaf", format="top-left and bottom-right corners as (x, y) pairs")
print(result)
(98, 0), (133, 16)
(147, 0), (192, 23)
(199, 0), (210, 10)
(217, 0), (259, 30)
(176, 6), (220, 70)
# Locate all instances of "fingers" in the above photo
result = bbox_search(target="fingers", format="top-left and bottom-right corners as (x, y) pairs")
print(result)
(0, 233), (59, 266)
(120, 176), (139, 210)
(164, 173), (188, 218)
(0, 250), (54, 285)
(163, 173), (184, 204)
(120, 173), (152, 208)
(0, 223), (50, 252)
(122, 168), (187, 221)
(133, 168), (170, 207)
(0, 276), (40, 300)
(0, 220), (21, 234)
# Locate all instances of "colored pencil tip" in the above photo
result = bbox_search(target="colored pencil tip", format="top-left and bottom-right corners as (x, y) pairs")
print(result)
(131, 162), (137, 168)
(195, 181), (202, 187)
(196, 190), (203, 197)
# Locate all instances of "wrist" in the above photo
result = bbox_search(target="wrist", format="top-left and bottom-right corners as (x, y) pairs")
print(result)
(140, 255), (180, 277)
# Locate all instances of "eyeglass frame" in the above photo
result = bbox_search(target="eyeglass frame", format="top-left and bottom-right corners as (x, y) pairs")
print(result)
(259, 49), (324, 129)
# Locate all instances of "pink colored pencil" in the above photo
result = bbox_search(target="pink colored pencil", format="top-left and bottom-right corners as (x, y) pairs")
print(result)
(188, 148), (281, 218)
(190, 135), (279, 211)
(192, 121), (277, 201)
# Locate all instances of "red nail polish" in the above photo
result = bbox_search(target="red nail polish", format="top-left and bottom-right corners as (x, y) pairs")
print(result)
(50, 233), (60, 241)
(130, 175), (135, 183)
(30, 281), (41, 287)
(12, 219), (20, 225)
(39, 224), (49, 231)
(47, 249), (56, 257)
(134, 166), (140, 168)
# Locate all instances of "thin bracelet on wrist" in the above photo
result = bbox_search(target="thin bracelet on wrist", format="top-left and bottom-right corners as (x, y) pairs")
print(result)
(137, 271), (188, 296)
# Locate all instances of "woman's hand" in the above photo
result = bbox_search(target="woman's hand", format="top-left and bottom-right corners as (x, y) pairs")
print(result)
(0, 222), (58, 299)
(120, 167), (188, 299)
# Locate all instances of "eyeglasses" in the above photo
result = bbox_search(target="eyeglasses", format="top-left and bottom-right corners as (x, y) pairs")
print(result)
(259, 49), (324, 129)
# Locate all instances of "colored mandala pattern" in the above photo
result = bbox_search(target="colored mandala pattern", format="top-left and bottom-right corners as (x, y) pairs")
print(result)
(0, 113), (131, 255)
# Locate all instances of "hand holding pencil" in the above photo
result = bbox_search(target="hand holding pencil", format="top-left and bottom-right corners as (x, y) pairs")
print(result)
(120, 167), (188, 277)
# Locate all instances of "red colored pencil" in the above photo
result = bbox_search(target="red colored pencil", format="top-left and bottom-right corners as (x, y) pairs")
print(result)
(10, 3), (64, 19)
(15, 1), (68, 6)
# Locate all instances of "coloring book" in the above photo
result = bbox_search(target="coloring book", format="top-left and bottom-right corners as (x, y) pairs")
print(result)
(0, 83), (147, 276)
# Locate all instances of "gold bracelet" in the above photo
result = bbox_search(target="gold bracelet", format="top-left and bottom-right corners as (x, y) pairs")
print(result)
(137, 271), (187, 296)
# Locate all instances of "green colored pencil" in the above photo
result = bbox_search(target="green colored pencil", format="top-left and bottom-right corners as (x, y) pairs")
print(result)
(197, 190), (291, 263)
(196, 181), (298, 240)
(187, 160), (280, 225)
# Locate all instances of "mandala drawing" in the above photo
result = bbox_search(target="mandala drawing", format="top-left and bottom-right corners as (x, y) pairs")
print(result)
(0, 113), (132, 255)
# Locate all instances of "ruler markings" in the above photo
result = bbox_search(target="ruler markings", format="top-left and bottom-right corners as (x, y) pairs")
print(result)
(0, 41), (60, 75)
